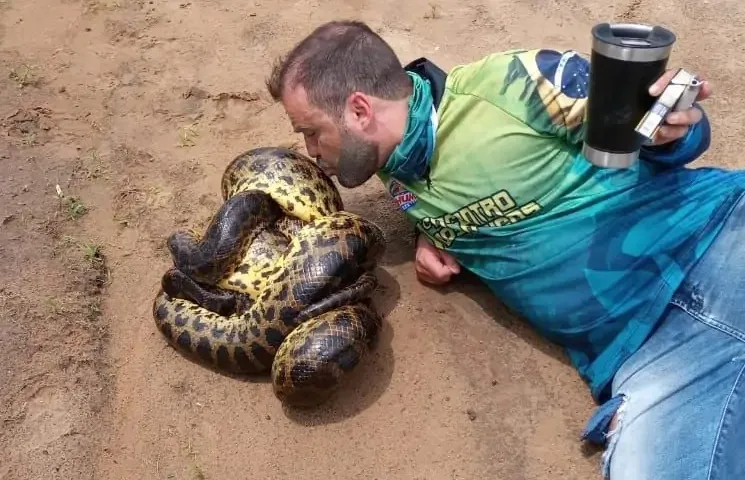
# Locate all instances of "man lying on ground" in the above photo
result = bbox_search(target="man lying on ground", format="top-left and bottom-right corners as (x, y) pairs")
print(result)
(265, 20), (745, 480)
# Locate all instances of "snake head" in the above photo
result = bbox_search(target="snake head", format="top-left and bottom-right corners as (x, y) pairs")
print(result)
(166, 229), (223, 285)
(355, 219), (387, 271)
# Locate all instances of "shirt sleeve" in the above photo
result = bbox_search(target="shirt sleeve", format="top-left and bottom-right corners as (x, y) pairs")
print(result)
(449, 48), (711, 167)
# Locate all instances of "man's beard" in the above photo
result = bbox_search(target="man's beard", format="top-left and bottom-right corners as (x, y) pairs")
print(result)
(335, 127), (380, 188)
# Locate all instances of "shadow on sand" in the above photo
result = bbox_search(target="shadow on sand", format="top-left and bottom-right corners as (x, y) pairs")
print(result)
(441, 269), (573, 369)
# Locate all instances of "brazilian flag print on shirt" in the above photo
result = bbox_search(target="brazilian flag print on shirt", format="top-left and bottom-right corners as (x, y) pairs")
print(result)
(377, 48), (745, 402)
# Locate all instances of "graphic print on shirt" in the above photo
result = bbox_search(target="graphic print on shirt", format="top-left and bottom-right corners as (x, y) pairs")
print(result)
(416, 190), (542, 249)
(501, 49), (589, 144)
(387, 178), (418, 211)
(407, 50), (589, 250)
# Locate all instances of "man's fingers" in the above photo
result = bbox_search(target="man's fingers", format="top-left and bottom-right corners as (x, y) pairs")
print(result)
(415, 251), (452, 285)
(698, 80), (713, 101)
(655, 125), (690, 144)
(650, 70), (713, 101)
(649, 72), (710, 147)
(665, 106), (703, 126)
(439, 251), (461, 274)
(415, 265), (451, 285)
(414, 234), (458, 285)
(425, 260), (453, 280)
(649, 68), (678, 96)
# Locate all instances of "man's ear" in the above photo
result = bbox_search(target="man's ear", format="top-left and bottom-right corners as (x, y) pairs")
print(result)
(345, 92), (373, 131)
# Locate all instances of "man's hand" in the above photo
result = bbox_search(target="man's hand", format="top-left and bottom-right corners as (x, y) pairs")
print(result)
(415, 234), (460, 285)
(648, 69), (713, 146)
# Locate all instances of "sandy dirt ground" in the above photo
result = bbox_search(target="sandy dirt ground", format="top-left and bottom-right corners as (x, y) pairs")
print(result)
(2, 0), (745, 479)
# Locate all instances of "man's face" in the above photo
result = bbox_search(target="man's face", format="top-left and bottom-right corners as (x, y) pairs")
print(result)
(281, 85), (380, 188)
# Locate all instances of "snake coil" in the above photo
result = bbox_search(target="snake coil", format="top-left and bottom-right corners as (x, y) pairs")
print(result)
(152, 146), (386, 407)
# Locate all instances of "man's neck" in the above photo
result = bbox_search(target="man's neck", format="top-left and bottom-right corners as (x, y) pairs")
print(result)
(371, 96), (410, 169)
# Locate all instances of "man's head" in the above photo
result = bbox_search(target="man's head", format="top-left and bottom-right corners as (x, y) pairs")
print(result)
(266, 20), (412, 188)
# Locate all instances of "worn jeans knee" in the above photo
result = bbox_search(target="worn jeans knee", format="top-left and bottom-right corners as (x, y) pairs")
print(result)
(584, 305), (745, 480)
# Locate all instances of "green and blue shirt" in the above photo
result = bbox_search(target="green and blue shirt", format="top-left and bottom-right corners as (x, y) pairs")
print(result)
(377, 49), (745, 402)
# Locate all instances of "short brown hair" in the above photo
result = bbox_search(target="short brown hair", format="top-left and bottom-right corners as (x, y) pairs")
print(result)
(266, 20), (412, 116)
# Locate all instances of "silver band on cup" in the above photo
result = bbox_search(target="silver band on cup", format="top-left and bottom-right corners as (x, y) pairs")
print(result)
(582, 144), (640, 169)
(592, 24), (675, 63)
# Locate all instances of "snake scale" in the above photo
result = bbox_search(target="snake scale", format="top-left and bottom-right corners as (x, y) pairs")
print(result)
(152, 146), (386, 407)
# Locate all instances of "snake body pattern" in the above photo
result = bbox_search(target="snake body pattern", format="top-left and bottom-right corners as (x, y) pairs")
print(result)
(152, 147), (386, 407)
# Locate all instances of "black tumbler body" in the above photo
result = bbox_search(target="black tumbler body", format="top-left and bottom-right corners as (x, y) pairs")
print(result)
(582, 23), (676, 168)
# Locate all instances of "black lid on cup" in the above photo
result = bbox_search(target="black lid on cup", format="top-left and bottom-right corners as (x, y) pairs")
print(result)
(592, 23), (676, 62)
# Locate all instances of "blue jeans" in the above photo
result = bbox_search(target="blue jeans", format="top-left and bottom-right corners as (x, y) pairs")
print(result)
(583, 194), (745, 479)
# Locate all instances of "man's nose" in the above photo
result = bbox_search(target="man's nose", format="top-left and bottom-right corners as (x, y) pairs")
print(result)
(305, 140), (319, 159)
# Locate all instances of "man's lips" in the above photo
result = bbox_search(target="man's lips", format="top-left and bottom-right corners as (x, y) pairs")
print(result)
(315, 157), (335, 176)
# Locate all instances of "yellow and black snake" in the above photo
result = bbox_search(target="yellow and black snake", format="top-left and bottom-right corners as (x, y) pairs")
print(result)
(152, 146), (386, 407)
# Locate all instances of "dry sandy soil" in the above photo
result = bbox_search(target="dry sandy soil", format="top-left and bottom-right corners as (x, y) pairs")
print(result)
(2, 0), (744, 479)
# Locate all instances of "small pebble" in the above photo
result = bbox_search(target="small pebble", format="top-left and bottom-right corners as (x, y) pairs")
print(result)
(265, 414), (271, 420)
(58, 86), (66, 93)
(466, 409), (476, 421)
(85, 27), (91, 32)
(491, 380), (497, 386)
